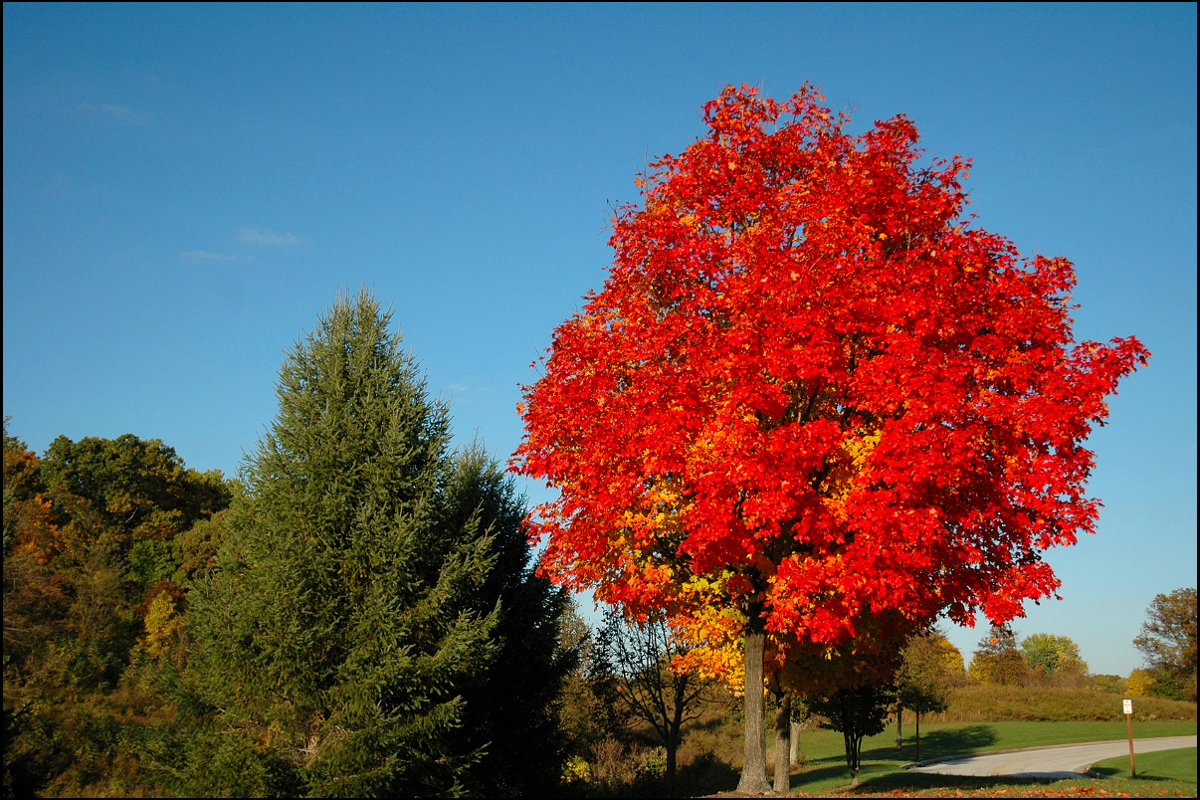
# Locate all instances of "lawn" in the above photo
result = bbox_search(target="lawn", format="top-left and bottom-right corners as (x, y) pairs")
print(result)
(1089, 745), (1197, 784)
(757, 719), (1200, 797)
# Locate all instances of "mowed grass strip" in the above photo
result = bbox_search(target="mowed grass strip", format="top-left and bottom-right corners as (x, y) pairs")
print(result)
(767, 719), (1199, 796)
(1089, 745), (1197, 783)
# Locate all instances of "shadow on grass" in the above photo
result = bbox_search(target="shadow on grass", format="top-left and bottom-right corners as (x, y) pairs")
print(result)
(1089, 765), (1180, 782)
(786, 726), (1009, 795)
(862, 724), (1001, 763)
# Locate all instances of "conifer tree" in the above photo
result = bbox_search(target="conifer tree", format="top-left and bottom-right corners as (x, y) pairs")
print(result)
(445, 446), (578, 796)
(182, 289), (501, 796)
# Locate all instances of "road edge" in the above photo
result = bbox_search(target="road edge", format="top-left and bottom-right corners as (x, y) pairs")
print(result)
(900, 735), (1198, 771)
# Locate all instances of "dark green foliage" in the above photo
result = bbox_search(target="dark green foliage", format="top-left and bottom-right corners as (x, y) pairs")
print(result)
(806, 682), (895, 786)
(556, 601), (626, 759)
(181, 289), (561, 796)
(1148, 668), (1189, 701)
(3, 703), (57, 798)
(40, 433), (230, 557)
(446, 448), (578, 797)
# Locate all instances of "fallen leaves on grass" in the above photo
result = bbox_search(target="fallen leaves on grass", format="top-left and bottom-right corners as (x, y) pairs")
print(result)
(717, 777), (1195, 798)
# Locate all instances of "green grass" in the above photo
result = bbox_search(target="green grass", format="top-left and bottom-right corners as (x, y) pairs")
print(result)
(1089, 746), (1197, 784)
(771, 719), (1199, 796)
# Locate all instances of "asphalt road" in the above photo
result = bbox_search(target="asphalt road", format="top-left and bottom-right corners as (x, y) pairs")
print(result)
(906, 735), (1198, 779)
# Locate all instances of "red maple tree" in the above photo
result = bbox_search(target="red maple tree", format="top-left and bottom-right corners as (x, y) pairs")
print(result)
(512, 84), (1148, 791)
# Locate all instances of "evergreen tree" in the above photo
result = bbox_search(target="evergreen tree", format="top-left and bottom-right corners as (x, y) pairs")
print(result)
(181, 290), (502, 796)
(445, 447), (578, 796)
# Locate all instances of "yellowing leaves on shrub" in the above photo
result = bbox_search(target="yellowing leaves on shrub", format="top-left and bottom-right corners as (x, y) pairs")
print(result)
(1126, 667), (1157, 697)
(141, 590), (182, 659)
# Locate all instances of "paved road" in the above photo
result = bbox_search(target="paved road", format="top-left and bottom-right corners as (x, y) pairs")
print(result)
(906, 735), (1197, 779)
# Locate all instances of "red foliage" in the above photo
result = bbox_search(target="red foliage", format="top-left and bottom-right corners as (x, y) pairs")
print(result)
(512, 85), (1148, 651)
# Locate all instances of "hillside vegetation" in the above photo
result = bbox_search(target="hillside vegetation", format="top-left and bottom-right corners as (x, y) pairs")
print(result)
(911, 685), (1197, 723)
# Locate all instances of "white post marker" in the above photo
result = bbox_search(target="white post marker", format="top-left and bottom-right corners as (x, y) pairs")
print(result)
(1123, 698), (1136, 777)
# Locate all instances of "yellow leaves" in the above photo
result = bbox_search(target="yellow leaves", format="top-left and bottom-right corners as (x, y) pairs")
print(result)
(141, 591), (181, 659)
(843, 430), (882, 467)
(1125, 668), (1156, 697)
(670, 571), (747, 690)
(823, 428), (882, 519)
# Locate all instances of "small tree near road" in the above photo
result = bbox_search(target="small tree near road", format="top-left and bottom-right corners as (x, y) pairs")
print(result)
(807, 682), (895, 788)
(895, 630), (953, 760)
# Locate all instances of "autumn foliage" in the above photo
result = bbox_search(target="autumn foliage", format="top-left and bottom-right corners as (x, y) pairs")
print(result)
(513, 82), (1147, 744)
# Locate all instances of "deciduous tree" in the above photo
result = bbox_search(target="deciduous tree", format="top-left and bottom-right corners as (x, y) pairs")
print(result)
(513, 84), (1148, 792)
(806, 681), (895, 788)
(593, 608), (713, 791)
(1021, 632), (1088, 679)
(1133, 588), (1197, 701)
(969, 624), (1029, 686)
(895, 629), (954, 759)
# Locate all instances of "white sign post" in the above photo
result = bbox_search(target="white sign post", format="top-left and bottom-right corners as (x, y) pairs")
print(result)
(1123, 699), (1136, 777)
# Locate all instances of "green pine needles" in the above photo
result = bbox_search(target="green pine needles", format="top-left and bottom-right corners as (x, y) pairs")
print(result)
(177, 289), (573, 797)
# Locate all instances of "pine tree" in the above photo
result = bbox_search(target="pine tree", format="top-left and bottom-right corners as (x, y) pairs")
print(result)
(181, 289), (501, 796)
(445, 446), (578, 796)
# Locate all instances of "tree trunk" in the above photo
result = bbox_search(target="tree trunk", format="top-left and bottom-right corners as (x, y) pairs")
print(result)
(774, 694), (791, 794)
(736, 624), (771, 794)
(915, 709), (921, 762)
(789, 716), (801, 766)
(846, 731), (860, 787)
(667, 675), (686, 796)
(666, 732), (677, 795)
(896, 706), (903, 748)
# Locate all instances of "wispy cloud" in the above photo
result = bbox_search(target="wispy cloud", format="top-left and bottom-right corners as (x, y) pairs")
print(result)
(447, 384), (471, 392)
(237, 227), (302, 246)
(75, 103), (148, 125)
(180, 250), (255, 263)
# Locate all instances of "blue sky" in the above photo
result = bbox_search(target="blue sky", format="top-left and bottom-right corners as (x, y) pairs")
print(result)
(4, 3), (1195, 677)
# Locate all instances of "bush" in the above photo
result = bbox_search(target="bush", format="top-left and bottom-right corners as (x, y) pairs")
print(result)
(1090, 674), (1127, 695)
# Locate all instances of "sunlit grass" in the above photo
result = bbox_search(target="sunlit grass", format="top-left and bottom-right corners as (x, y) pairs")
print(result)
(1089, 745), (1196, 784)
(767, 720), (1198, 796)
